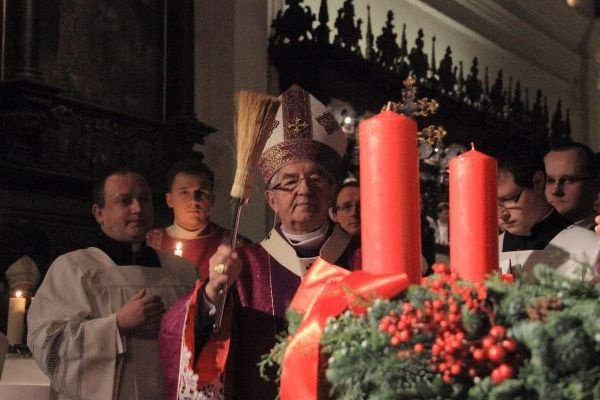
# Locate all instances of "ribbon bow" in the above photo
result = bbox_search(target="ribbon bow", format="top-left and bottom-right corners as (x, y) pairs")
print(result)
(280, 258), (410, 400)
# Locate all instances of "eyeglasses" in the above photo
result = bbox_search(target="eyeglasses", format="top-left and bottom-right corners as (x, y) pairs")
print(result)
(545, 175), (596, 187)
(269, 173), (331, 192)
(497, 188), (523, 209)
(335, 202), (360, 215)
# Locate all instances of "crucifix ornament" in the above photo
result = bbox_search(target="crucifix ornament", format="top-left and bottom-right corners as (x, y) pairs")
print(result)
(382, 75), (446, 146)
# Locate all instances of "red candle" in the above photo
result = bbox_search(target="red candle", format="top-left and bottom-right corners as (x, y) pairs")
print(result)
(359, 111), (421, 284)
(449, 146), (498, 281)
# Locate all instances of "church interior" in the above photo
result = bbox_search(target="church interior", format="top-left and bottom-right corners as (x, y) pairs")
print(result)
(0, 0), (599, 396)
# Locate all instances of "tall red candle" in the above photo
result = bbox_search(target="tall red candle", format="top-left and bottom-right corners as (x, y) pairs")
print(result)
(359, 111), (421, 284)
(449, 146), (498, 281)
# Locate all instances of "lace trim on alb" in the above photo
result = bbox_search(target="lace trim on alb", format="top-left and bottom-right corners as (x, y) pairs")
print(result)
(177, 335), (224, 400)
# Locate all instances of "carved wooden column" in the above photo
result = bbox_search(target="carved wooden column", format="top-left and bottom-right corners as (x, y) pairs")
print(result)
(10, 0), (42, 80)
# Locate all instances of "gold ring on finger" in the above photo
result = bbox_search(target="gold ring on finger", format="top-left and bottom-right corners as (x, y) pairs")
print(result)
(214, 263), (225, 275)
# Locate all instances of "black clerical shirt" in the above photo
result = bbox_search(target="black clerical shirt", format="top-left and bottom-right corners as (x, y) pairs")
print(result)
(502, 210), (572, 252)
(94, 230), (161, 267)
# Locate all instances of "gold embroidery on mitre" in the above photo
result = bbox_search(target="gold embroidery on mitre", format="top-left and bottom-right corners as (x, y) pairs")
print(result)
(286, 118), (310, 136)
(282, 85), (312, 140)
(258, 139), (342, 182)
(315, 112), (342, 135)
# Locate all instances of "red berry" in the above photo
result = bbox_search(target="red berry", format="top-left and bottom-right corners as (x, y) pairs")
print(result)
(398, 330), (411, 342)
(487, 345), (506, 363)
(442, 373), (452, 383)
(501, 338), (517, 352)
(414, 343), (425, 353)
(489, 326), (506, 339)
(491, 367), (504, 384)
(472, 348), (485, 361)
(482, 336), (495, 349)
(387, 325), (397, 335)
(498, 363), (513, 379)
(450, 363), (462, 375)
(468, 368), (477, 378)
(444, 343), (454, 354)
(448, 313), (461, 323)
(390, 335), (401, 346)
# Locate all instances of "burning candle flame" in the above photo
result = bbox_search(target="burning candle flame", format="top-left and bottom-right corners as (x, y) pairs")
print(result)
(174, 242), (183, 257)
(15, 290), (23, 298)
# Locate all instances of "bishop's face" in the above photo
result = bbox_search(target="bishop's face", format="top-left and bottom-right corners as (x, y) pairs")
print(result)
(265, 161), (334, 235)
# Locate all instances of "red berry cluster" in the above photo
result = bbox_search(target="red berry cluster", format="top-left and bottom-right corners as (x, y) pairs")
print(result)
(377, 263), (520, 385)
(470, 325), (518, 384)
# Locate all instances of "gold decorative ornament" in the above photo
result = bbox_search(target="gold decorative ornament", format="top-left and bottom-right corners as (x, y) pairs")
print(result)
(382, 75), (446, 147)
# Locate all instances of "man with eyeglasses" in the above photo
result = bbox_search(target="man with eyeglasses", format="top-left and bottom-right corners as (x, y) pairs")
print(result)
(160, 85), (360, 399)
(544, 142), (599, 229)
(331, 177), (361, 238)
(485, 135), (599, 281)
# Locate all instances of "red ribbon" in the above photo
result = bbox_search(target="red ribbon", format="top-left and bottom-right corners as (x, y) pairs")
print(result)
(280, 258), (410, 400)
(182, 279), (232, 386)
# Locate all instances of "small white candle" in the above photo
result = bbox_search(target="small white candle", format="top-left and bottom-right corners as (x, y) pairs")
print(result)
(174, 242), (183, 257)
(7, 290), (26, 345)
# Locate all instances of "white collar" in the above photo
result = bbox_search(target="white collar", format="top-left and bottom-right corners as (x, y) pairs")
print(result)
(166, 221), (209, 240)
(281, 222), (330, 246)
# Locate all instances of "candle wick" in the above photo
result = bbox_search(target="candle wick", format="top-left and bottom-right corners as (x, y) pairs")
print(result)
(470, 142), (475, 151)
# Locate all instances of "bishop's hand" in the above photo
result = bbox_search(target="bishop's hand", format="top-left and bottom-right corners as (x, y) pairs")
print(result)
(205, 245), (242, 304)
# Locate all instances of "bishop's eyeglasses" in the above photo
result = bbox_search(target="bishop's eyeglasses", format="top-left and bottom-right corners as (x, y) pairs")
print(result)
(269, 173), (332, 192)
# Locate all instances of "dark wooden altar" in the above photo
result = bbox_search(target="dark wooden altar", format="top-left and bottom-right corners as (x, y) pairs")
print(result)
(0, 0), (214, 282)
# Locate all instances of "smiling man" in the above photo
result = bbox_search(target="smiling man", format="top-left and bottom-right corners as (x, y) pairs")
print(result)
(27, 168), (197, 400)
(161, 85), (361, 399)
(544, 142), (598, 229)
(485, 136), (599, 281)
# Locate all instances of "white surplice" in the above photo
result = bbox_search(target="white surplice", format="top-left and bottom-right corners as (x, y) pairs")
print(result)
(27, 247), (197, 400)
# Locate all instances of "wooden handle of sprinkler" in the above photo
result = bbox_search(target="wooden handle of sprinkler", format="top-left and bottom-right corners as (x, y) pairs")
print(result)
(212, 198), (244, 332)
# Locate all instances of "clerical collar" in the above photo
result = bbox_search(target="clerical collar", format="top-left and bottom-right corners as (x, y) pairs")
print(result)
(280, 222), (331, 258)
(94, 230), (161, 267)
(502, 209), (571, 251)
(166, 220), (211, 239)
